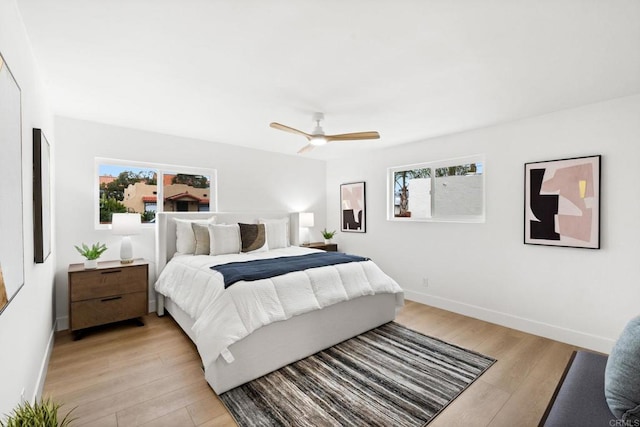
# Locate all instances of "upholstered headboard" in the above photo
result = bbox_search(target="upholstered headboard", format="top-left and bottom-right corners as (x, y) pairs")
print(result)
(155, 211), (301, 278)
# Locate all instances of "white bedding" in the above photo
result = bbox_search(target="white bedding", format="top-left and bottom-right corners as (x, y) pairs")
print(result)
(154, 246), (403, 367)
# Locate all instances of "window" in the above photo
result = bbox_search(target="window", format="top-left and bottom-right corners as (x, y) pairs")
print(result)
(388, 155), (484, 223)
(96, 159), (217, 227)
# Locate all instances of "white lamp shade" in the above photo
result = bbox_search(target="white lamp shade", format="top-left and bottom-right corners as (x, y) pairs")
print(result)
(300, 212), (315, 228)
(111, 213), (141, 235)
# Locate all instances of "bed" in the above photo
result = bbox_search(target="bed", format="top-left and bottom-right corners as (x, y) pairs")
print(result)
(154, 211), (404, 394)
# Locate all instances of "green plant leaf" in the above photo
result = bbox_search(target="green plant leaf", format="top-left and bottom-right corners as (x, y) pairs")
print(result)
(0, 398), (75, 427)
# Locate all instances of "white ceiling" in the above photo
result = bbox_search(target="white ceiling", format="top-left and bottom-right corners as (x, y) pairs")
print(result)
(17, 0), (640, 160)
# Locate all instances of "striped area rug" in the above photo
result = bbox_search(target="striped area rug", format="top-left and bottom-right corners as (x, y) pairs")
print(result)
(220, 322), (496, 426)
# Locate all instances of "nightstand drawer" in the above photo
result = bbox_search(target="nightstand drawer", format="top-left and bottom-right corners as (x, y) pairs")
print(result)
(70, 291), (147, 331)
(70, 265), (147, 301)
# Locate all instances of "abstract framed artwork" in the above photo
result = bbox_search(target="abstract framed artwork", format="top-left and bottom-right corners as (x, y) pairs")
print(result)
(341, 182), (366, 233)
(524, 155), (601, 249)
(34, 128), (52, 263)
(0, 52), (24, 315)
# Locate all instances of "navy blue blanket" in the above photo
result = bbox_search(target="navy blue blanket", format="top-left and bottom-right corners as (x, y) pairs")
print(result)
(211, 252), (369, 288)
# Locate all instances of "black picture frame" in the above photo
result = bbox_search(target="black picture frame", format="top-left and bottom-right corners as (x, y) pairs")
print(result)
(524, 155), (601, 249)
(340, 182), (366, 233)
(33, 128), (51, 263)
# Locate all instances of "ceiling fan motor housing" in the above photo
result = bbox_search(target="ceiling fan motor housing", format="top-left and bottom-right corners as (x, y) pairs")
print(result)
(310, 112), (326, 145)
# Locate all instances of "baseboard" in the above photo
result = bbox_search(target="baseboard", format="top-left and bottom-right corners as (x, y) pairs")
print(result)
(34, 321), (56, 402)
(403, 290), (615, 354)
(56, 316), (68, 331)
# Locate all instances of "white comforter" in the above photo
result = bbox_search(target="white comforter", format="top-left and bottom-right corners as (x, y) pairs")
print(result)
(154, 246), (403, 367)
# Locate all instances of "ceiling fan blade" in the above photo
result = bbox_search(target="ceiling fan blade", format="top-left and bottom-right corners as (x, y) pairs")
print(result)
(270, 122), (311, 140)
(326, 131), (380, 142)
(297, 144), (315, 154)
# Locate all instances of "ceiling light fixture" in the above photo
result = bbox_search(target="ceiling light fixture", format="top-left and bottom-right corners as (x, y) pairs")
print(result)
(310, 135), (327, 146)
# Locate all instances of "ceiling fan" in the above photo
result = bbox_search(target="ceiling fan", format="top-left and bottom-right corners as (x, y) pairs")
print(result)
(270, 112), (380, 154)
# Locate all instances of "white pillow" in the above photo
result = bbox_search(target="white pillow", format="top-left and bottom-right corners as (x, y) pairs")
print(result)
(208, 224), (241, 255)
(259, 217), (290, 249)
(174, 217), (215, 254)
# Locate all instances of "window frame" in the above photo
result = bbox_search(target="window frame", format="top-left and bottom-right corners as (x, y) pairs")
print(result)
(387, 154), (485, 223)
(95, 158), (218, 229)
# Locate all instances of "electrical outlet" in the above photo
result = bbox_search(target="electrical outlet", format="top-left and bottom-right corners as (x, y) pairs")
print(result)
(422, 277), (429, 288)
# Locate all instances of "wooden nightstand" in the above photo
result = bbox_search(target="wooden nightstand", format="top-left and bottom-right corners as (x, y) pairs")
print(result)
(68, 259), (148, 338)
(305, 242), (338, 252)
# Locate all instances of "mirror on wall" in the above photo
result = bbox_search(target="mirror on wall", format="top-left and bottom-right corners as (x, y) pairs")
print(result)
(0, 52), (24, 314)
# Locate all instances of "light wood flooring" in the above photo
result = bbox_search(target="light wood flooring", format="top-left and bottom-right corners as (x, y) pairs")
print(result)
(44, 300), (577, 426)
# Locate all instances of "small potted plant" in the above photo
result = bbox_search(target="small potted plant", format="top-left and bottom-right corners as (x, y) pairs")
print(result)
(0, 397), (74, 427)
(74, 242), (108, 269)
(321, 228), (336, 244)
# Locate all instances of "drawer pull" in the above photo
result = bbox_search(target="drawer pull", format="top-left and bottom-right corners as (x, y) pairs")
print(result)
(101, 270), (122, 275)
(101, 296), (122, 302)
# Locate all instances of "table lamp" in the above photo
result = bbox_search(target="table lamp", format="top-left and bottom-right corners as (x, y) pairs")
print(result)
(111, 213), (141, 264)
(299, 212), (314, 245)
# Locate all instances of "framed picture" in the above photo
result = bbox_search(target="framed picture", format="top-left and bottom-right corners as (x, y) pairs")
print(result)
(341, 182), (366, 233)
(34, 128), (52, 263)
(524, 155), (601, 249)
(0, 52), (24, 315)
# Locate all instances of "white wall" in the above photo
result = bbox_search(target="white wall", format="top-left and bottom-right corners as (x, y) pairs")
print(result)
(0, 0), (56, 415)
(54, 117), (326, 329)
(327, 94), (640, 353)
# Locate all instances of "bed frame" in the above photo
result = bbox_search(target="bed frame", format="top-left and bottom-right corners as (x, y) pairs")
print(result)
(155, 211), (400, 394)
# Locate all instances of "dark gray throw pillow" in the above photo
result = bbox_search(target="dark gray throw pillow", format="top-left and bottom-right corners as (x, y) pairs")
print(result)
(238, 223), (268, 253)
(605, 315), (640, 422)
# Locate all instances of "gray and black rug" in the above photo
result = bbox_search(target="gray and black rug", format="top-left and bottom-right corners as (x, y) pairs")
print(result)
(220, 322), (496, 426)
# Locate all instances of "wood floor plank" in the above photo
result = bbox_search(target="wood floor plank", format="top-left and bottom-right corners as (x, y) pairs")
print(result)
(487, 341), (577, 427)
(480, 334), (552, 393)
(44, 301), (577, 426)
(428, 379), (511, 427)
(46, 356), (166, 398)
(139, 407), (197, 427)
(64, 365), (206, 425)
(197, 412), (236, 427)
(116, 382), (212, 426)
(187, 395), (229, 425)
(52, 358), (200, 409)
(75, 413), (118, 427)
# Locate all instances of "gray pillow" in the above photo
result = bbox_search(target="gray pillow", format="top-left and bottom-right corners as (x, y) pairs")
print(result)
(192, 223), (211, 255)
(605, 315), (640, 422)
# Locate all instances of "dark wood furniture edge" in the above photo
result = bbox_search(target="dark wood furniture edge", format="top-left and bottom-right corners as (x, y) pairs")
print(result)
(68, 258), (148, 273)
(538, 350), (578, 426)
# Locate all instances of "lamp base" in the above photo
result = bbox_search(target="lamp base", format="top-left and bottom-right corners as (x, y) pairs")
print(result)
(120, 236), (134, 264)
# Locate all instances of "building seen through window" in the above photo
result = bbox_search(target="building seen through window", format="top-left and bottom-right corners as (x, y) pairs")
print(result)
(98, 163), (213, 224)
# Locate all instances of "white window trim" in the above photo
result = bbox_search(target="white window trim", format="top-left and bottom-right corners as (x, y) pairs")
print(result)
(95, 157), (218, 229)
(386, 154), (485, 223)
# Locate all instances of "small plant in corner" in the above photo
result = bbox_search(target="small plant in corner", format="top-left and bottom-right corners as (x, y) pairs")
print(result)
(321, 229), (336, 240)
(0, 397), (75, 427)
(74, 242), (108, 260)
